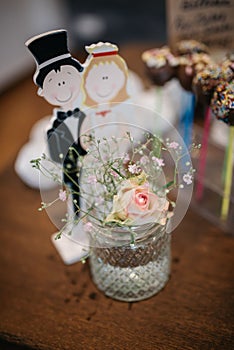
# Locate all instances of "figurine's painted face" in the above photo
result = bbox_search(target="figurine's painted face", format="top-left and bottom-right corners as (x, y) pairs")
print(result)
(39, 65), (82, 108)
(85, 62), (125, 104)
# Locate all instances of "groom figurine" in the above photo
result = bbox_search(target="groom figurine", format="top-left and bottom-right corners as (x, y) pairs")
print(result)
(25, 29), (87, 215)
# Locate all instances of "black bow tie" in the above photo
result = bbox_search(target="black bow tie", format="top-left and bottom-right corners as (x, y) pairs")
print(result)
(57, 108), (80, 122)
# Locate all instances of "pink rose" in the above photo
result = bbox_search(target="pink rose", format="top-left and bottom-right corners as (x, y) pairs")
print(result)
(105, 178), (170, 226)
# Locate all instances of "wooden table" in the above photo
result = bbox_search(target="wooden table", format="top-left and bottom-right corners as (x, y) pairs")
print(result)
(0, 45), (234, 350)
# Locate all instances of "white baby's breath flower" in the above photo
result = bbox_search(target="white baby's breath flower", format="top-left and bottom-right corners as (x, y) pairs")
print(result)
(168, 141), (179, 149)
(140, 156), (149, 165)
(87, 175), (97, 184)
(123, 153), (130, 164)
(183, 173), (193, 185)
(59, 189), (67, 202)
(128, 164), (141, 174)
(152, 157), (165, 167)
(84, 222), (93, 232)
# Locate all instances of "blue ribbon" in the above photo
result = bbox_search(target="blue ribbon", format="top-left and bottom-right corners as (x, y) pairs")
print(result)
(179, 92), (196, 148)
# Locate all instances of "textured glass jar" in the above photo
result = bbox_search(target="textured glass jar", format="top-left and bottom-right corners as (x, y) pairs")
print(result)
(89, 222), (171, 302)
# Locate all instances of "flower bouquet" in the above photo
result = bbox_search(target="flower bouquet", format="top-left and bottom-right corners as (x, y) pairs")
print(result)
(32, 115), (198, 302)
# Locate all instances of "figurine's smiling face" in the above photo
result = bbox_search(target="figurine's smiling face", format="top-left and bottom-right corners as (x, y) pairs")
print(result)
(85, 62), (125, 103)
(39, 65), (82, 108)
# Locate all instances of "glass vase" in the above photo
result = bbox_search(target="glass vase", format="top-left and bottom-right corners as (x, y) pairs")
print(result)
(88, 222), (171, 302)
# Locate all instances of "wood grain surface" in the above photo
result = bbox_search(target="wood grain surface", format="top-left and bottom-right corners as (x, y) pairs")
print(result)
(0, 45), (233, 350)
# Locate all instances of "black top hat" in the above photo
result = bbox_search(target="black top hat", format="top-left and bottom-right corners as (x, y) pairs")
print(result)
(25, 29), (83, 87)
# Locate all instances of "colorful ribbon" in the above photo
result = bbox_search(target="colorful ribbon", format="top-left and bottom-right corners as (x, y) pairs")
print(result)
(195, 106), (212, 201)
(179, 92), (196, 148)
(221, 126), (234, 221)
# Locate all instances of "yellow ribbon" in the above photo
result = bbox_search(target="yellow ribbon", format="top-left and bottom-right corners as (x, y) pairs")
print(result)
(221, 126), (234, 221)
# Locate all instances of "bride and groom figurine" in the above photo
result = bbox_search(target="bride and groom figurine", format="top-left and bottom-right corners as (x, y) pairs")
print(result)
(23, 29), (132, 217)
(22, 29), (136, 264)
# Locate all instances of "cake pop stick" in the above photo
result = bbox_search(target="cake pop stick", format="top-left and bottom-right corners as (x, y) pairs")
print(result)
(222, 128), (232, 184)
(193, 65), (233, 200)
(220, 53), (234, 184)
(221, 126), (234, 220)
(173, 40), (213, 147)
(178, 91), (196, 148)
(195, 105), (212, 200)
(141, 46), (179, 115)
(210, 82), (234, 221)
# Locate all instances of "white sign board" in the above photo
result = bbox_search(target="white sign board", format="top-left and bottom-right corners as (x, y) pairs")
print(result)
(166, 0), (234, 51)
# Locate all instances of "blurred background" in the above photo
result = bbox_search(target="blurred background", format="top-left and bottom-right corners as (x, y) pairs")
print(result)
(0, 0), (166, 93)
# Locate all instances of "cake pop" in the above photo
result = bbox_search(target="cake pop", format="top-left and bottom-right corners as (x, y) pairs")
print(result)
(174, 40), (209, 56)
(173, 40), (212, 92)
(221, 51), (234, 77)
(141, 46), (179, 86)
(210, 81), (234, 126)
(176, 53), (212, 92)
(193, 65), (233, 105)
(171, 40), (212, 147)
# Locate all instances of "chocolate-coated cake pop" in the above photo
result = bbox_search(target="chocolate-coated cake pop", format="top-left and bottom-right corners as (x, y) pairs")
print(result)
(172, 40), (212, 91)
(174, 40), (209, 56)
(193, 65), (233, 105)
(141, 46), (179, 86)
(210, 81), (234, 126)
(221, 51), (234, 77)
(176, 53), (213, 91)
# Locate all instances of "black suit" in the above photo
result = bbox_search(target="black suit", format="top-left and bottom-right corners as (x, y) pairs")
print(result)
(47, 108), (87, 216)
